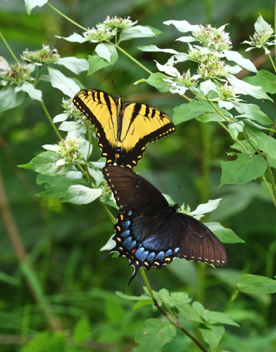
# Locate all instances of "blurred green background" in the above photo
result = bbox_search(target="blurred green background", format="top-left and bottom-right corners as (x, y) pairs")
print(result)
(0, 0), (276, 351)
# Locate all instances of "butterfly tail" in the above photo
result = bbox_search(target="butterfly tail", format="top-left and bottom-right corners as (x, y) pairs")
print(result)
(128, 265), (140, 285)
(99, 250), (113, 260)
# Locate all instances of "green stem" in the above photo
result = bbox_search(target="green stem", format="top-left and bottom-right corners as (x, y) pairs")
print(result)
(262, 176), (276, 206)
(268, 53), (276, 73)
(40, 101), (62, 140)
(115, 45), (152, 75)
(47, 3), (87, 31)
(0, 31), (19, 63)
(103, 203), (116, 224)
(266, 160), (276, 204)
(140, 268), (208, 352)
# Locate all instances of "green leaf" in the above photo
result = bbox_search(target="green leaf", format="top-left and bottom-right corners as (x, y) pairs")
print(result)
(62, 185), (102, 204)
(224, 50), (257, 72)
(244, 70), (276, 94)
(116, 291), (151, 301)
(137, 45), (178, 54)
(56, 33), (86, 43)
(18, 82), (42, 101)
(220, 154), (267, 186)
(200, 325), (225, 351)
(201, 310), (239, 327)
(245, 127), (276, 160)
(87, 54), (110, 75)
(134, 318), (176, 352)
(254, 14), (271, 34)
(227, 75), (272, 101)
(25, 0), (48, 15)
(119, 25), (156, 42)
(229, 121), (244, 140)
(163, 20), (200, 33)
(0, 85), (25, 113)
(95, 43), (118, 64)
(53, 113), (68, 123)
(206, 222), (245, 243)
(48, 67), (80, 97)
(73, 317), (90, 344)
(36, 174), (87, 199)
(237, 274), (276, 294)
(233, 102), (272, 125)
(196, 113), (224, 123)
(134, 73), (171, 93)
(175, 302), (202, 322)
(56, 57), (89, 74)
(19, 151), (71, 176)
(173, 103), (201, 124)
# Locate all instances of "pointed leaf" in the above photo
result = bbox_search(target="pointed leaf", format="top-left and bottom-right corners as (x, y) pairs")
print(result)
(56, 57), (89, 74)
(227, 75), (272, 101)
(119, 25), (156, 42)
(224, 50), (257, 73)
(220, 154), (267, 186)
(206, 222), (245, 244)
(134, 318), (176, 352)
(135, 73), (171, 93)
(95, 43), (118, 64)
(62, 185), (102, 204)
(237, 274), (276, 294)
(0, 85), (25, 113)
(18, 82), (42, 101)
(87, 54), (110, 75)
(25, 0), (48, 14)
(48, 67), (80, 97)
(244, 70), (276, 94)
(164, 20), (200, 33)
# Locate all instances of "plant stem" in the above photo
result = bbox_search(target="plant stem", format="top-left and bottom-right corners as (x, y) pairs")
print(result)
(47, 3), (87, 31)
(265, 160), (276, 203)
(40, 101), (62, 140)
(115, 45), (153, 75)
(0, 168), (62, 331)
(0, 32), (19, 63)
(103, 203), (116, 224)
(140, 268), (208, 352)
(268, 53), (276, 73)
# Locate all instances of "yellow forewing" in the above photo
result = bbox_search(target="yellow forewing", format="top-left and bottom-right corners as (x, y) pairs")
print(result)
(73, 89), (175, 168)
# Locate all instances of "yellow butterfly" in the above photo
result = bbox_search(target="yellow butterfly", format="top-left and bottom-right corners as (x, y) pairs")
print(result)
(73, 89), (175, 169)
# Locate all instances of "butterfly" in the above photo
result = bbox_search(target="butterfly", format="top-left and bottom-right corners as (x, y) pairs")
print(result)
(101, 166), (227, 284)
(73, 89), (175, 169)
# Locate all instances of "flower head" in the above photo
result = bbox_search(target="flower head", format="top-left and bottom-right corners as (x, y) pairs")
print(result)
(243, 15), (276, 54)
(103, 15), (137, 30)
(22, 45), (60, 64)
(192, 24), (232, 52)
(43, 135), (84, 166)
(83, 24), (117, 43)
(0, 63), (33, 86)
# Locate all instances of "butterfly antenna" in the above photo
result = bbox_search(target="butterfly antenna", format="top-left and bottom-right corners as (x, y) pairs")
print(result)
(111, 81), (121, 97)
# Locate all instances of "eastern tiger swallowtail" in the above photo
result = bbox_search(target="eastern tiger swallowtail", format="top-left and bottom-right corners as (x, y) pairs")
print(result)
(73, 89), (175, 169)
(101, 166), (227, 284)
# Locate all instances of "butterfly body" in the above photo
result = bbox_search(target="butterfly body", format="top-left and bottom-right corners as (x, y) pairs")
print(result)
(73, 89), (175, 168)
(102, 166), (227, 284)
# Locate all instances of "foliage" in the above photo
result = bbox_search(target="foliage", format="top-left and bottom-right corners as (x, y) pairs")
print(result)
(1, 0), (276, 352)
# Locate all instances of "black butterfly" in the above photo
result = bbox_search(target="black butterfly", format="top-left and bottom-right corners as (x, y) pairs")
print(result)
(101, 166), (227, 284)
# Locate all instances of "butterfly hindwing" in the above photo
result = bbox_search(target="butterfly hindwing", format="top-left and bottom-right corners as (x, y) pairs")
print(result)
(73, 89), (175, 169)
(102, 166), (227, 284)
(117, 102), (175, 168)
